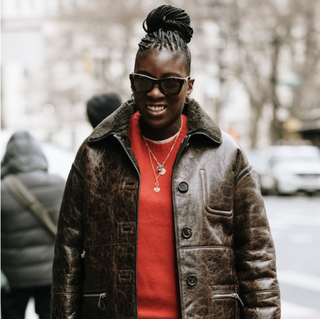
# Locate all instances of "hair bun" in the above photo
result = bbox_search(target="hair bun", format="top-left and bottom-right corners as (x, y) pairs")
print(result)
(143, 5), (193, 43)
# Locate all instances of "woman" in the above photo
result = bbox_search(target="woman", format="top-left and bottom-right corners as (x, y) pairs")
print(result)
(51, 5), (280, 319)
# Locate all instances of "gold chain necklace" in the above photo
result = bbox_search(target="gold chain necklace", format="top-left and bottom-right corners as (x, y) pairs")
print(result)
(145, 146), (161, 192)
(143, 120), (182, 192)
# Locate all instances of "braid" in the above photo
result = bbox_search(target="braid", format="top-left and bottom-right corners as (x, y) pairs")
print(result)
(137, 5), (193, 74)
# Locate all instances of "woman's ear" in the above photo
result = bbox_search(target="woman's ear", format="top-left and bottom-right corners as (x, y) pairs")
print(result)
(187, 78), (195, 95)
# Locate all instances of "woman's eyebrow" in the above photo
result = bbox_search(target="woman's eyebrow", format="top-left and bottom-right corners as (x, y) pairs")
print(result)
(162, 72), (182, 78)
(135, 70), (183, 78)
(135, 70), (151, 76)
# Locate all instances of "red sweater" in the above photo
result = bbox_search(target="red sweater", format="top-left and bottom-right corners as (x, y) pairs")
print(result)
(129, 112), (187, 319)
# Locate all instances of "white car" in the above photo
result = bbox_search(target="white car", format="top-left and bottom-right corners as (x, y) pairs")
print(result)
(256, 145), (320, 195)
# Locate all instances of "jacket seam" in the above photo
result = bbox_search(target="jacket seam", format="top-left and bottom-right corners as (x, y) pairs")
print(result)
(52, 292), (79, 295)
(84, 243), (134, 248)
(234, 164), (252, 187)
(241, 276), (278, 282)
(172, 135), (190, 319)
(113, 134), (141, 319)
(181, 245), (232, 250)
(242, 289), (280, 294)
(72, 162), (84, 182)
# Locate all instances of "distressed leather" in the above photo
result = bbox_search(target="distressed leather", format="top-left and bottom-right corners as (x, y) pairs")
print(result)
(51, 99), (280, 318)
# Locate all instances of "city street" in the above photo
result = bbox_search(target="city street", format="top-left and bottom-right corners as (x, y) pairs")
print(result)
(2, 0), (320, 318)
(25, 194), (320, 318)
(264, 195), (320, 318)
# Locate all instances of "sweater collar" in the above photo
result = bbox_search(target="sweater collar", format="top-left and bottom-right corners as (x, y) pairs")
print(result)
(88, 98), (221, 144)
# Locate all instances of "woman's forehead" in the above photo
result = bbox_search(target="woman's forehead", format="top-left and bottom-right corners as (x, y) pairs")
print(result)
(135, 49), (186, 76)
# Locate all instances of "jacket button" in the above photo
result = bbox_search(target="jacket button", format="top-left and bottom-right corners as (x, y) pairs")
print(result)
(178, 182), (189, 193)
(186, 275), (198, 287)
(182, 227), (192, 239)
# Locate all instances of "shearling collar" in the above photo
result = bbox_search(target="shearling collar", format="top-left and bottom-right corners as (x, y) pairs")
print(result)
(88, 98), (221, 144)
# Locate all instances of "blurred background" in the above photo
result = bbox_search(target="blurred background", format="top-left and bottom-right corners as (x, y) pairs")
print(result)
(1, 0), (320, 318)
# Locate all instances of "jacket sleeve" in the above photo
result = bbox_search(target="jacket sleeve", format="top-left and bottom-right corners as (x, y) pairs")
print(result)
(233, 150), (281, 318)
(51, 162), (84, 319)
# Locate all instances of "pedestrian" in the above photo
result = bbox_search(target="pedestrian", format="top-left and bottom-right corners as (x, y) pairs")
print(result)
(1, 131), (65, 319)
(86, 92), (122, 128)
(51, 4), (280, 318)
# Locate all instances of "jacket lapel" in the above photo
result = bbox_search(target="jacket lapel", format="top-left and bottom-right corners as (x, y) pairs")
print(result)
(88, 99), (221, 145)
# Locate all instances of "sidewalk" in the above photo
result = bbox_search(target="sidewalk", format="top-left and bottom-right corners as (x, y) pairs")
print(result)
(281, 300), (320, 319)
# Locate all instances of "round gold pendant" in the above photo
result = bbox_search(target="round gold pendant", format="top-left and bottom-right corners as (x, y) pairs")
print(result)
(156, 165), (163, 172)
(154, 187), (160, 192)
(159, 167), (166, 175)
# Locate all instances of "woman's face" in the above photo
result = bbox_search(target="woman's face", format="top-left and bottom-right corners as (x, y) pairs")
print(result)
(132, 49), (194, 140)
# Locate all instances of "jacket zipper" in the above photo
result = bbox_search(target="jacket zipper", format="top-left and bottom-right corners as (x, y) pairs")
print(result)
(83, 293), (107, 310)
(113, 134), (141, 319)
(212, 292), (244, 308)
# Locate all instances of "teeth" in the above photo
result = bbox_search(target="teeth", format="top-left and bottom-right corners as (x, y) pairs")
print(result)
(147, 105), (165, 112)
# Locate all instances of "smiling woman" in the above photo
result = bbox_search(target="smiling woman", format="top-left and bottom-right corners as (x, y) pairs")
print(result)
(131, 48), (194, 140)
(51, 4), (281, 319)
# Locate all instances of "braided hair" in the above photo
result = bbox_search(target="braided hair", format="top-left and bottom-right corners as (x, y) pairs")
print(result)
(135, 5), (193, 75)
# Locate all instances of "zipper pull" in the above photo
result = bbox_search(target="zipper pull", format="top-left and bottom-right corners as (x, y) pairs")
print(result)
(233, 293), (244, 308)
(212, 292), (245, 309)
(98, 293), (107, 310)
(81, 250), (85, 258)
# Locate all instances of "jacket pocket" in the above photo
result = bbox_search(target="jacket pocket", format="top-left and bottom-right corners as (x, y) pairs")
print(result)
(81, 292), (111, 319)
(212, 292), (244, 308)
(200, 169), (233, 217)
(83, 293), (107, 310)
(211, 285), (242, 319)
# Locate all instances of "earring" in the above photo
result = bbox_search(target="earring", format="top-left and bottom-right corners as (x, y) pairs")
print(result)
(185, 96), (189, 105)
(131, 93), (135, 102)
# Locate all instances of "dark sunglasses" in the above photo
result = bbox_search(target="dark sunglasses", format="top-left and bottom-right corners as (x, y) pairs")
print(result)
(130, 73), (190, 95)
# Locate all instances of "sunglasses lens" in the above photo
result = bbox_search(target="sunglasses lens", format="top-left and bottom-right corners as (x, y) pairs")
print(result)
(161, 78), (181, 94)
(131, 74), (186, 94)
(133, 76), (152, 92)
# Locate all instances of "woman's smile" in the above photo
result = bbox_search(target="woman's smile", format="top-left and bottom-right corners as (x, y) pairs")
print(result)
(146, 104), (166, 114)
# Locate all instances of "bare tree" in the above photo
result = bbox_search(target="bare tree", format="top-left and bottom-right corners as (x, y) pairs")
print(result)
(213, 0), (320, 148)
(39, 0), (320, 149)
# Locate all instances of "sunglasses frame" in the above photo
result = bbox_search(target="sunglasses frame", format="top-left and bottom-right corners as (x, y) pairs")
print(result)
(130, 73), (190, 95)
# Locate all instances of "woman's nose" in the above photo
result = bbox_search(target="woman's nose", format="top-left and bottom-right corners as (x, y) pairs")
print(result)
(147, 84), (165, 99)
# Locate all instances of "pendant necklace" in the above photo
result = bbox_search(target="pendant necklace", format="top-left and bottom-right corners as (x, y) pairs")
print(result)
(143, 119), (182, 192)
(145, 148), (161, 192)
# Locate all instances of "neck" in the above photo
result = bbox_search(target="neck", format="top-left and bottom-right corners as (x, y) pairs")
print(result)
(140, 117), (182, 141)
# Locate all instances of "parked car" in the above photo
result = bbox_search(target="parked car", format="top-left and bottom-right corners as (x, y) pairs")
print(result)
(256, 145), (320, 195)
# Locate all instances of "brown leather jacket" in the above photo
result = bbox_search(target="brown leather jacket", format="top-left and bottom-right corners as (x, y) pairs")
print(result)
(51, 99), (280, 319)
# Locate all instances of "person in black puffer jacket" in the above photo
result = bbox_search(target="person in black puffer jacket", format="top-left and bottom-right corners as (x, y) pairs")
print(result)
(1, 131), (65, 319)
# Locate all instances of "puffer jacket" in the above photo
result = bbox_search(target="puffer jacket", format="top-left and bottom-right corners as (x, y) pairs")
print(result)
(1, 131), (65, 288)
(51, 99), (280, 318)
